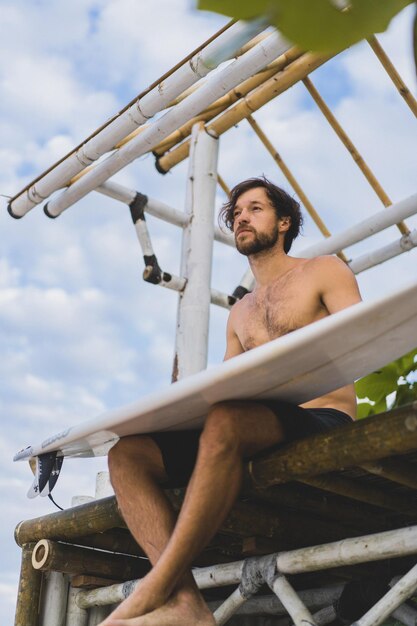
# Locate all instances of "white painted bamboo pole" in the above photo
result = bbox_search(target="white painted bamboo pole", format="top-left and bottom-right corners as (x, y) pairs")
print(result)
(9, 20), (270, 218)
(96, 180), (235, 246)
(392, 602), (417, 626)
(39, 571), (69, 626)
(87, 606), (111, 625)
(271, 576), (318, 626)
(299, 193), (417, 258)
(173, 123), (218, 379)
(209, 584), (344, 616)
(76, 561), (244, 609)
(350, 229), (417, 274)
(352, 563), (417, 626)
(213, 587), (248, 624)
(65, 587), (88, 626)
(276, 526), (417, 574)
(42, 31), (291, 218)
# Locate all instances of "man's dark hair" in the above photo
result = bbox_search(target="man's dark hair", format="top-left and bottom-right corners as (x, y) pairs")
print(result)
(219, 176), (303, 253)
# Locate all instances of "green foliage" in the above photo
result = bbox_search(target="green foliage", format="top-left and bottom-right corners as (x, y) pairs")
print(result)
(355, 347), (417, 419)
(198, 0), (414, 53)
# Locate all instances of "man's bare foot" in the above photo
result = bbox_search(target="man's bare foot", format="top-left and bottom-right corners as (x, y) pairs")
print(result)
(100, 588), (215, 626)
(99, 575), (166, 624)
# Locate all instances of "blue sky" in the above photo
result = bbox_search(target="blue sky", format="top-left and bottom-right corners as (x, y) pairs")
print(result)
(1, 1), (417, 622)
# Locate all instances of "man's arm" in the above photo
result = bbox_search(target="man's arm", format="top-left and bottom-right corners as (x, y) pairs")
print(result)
(223, 307), (245, 361)
(317, 256), (362, 314)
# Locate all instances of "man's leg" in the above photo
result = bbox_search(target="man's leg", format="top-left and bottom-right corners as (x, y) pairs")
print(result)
(103, 400), (285, 625)
(101, 435), (212, 625)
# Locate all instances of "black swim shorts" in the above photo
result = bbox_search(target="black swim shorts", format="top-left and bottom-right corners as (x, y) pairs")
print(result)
(149, 399), (353, 487)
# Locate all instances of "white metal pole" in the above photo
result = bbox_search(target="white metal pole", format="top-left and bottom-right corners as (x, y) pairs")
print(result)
(173, 122), (219, 380)
(298, 193), (417, 258)
(352, 563), (417, 626)
(271, 575), (318, 626)
(9, 20), (270, 218)
(39, 571), (69, 626)
(41, 31), (290, 218)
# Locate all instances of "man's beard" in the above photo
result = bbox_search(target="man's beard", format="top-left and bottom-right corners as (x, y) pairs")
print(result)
(235, 224), (279, 256)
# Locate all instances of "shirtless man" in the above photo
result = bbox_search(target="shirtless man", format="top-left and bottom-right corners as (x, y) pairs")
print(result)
(102, 177), (362, 626)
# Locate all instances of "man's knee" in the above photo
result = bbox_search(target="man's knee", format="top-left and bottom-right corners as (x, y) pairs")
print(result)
(108, 435), (163, 480)
(199, 401), (246, 458)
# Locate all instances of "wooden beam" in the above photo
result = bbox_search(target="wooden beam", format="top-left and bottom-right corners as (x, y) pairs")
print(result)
(245, 404), (417, 489)
(299, 473), (417, 517)
(360, 458), (417, 490)
(15, 496), (123, 547)
(14, 544), (42, 626)
(32, 539), (150, 581)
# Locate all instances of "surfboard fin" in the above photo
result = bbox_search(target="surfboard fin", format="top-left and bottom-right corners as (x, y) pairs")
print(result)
(27, 452), (64, 499)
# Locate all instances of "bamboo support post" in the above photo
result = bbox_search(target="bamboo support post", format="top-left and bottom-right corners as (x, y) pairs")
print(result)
(360, 458), (417, 490)
(367, 36), (417, 118)
(87, 606), (112, 625)
(245, 404), (417, 489)
(14, 543), (42, 626)
(246, 114), (349, 263)
(299, 473), (417, 516)
(40, 571), (69, 626)
(32, 539), (150, 581)
(302, 76), (409, 236)
(157, 50), (332, 173)
(15, 496), (123, 547)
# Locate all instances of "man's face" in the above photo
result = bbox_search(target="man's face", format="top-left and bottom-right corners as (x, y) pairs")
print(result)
(233, 187), (281, 256)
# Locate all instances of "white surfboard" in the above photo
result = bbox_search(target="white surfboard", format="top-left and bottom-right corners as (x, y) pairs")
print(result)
(14, 280), (417, 466)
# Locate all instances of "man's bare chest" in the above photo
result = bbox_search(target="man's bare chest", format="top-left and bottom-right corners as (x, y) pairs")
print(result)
(234, 281), (325, 351)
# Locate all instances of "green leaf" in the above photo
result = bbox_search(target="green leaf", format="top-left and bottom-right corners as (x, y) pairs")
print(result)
(198, 0), (414, 53)
(396, 347), (417, 377)
(355, 363), (398, 402)
(357, 401), (374, 419)
(394, 382), (417, 408)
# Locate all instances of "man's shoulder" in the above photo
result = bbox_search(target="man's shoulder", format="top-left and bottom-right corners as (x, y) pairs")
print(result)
(304, 255), (350, 275)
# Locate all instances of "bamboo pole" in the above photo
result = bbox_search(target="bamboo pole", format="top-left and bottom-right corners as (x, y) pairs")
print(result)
(245, 404), (417, 489)
(349, 230), (417, 274)
(246, 114), (349, 263)
(151, 46), (303, 158)
(271, 576), (318, 626)
(157, 50), (332, 173)
(217, 174), (230, 196)
(40, 571), (69, 626)
(301, 76), (409, 236)
(8, 19), (266, 218)
(65, 586), (88, 626)
(299, 192), (417, 258)
(367, 36), (417, 118)
(42, 31), (292, 218)
(15, 496), (123, 547)
(249, 483), (393, 532)
(14, 543), (42, 626)
(173, 122), (218, 380)
(299, 473), (417, 516)
(32, 539), (150, 580)
(360, 458), (417, 490)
